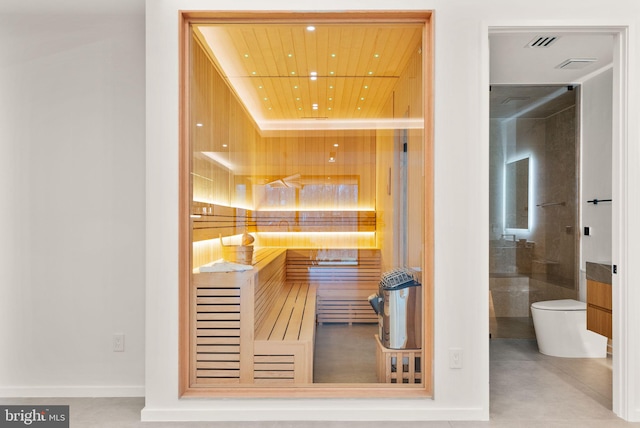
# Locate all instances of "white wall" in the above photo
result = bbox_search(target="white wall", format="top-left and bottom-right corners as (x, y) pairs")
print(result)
(580, 68), (613, 300)
(144, 0), (640, 422)
(0, 13), (146, 397)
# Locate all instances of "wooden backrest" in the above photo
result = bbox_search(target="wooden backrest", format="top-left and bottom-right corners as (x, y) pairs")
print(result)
(286, 248), (381, 283)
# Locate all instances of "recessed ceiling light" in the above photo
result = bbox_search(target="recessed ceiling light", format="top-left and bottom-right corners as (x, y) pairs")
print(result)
(263, 97), (268, 101)
(251, 71), (256, 75)
(244, 54), (249, 58)
(298, 107), (302, 110)
(328, 97), (333, 101)
(294, 85), (298, 89)
(360, 97), (365, 101)
(357, 107), (361, 110)
(291, 71), (296, 75)
(329, 71), (334, 75)
(296, 97), (300, 101)
(222, 144), (228, 148)
(288, 53), (293, 58)
(310, 71), (317, 81)
(306, 25), (316, 31)
(374, 53), (380, 58)
(328, 107), (332, 111)
(364, 85), (369, 89)
(258, 85), (263, 89)
(331, 53), (336, 58)
(196, 123), (203, 127)
(329, 85), (334, 89)
(333, 143), (339, 147)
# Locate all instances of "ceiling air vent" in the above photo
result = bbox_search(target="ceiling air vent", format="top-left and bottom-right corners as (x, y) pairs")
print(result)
(526, 35), (558, 48)
(557, 58), (597, 69)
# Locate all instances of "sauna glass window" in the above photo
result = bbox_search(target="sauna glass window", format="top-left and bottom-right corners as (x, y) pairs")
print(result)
(182, 14), (430, 395)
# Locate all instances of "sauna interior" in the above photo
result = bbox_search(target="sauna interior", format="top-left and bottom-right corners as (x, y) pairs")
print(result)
(182, 15), (430, 393)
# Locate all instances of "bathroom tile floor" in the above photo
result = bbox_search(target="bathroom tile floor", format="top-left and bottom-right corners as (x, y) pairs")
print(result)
(3, 339), (639, 427)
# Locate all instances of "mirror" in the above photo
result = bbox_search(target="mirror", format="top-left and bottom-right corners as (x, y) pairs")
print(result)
(505, 157), (529, 229)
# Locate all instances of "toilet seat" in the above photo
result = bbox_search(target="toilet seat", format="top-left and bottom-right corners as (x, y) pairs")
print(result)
(531, 299), (586, 311)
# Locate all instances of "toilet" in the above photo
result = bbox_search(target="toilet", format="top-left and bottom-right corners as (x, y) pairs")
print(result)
(531, 299), (607, 358)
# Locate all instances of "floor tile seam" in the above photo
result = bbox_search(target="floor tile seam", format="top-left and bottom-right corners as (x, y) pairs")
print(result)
(539, 358), (613, 403)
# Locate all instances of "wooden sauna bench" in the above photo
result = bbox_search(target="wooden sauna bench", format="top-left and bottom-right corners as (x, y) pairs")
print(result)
(286, 249), (381, 324)
(193, 248), (317, 385)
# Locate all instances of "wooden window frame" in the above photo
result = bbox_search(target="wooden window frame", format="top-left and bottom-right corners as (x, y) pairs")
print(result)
(178, 10), (434, 398)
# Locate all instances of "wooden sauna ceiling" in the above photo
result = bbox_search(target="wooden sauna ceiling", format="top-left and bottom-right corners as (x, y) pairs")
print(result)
(195, 24), (422, 130)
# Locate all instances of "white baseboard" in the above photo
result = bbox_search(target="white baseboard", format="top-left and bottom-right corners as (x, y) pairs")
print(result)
(141, 406), (489, 422)
(0, 386), (144, 398)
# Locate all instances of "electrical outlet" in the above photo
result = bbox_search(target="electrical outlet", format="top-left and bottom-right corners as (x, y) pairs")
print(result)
(113, 334), (125, 352)
(449, 348), (463, 369)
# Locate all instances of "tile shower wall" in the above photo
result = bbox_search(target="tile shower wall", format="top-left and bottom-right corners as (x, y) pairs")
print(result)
(540, 106), (578, 288)
(490, 96), (578, 320)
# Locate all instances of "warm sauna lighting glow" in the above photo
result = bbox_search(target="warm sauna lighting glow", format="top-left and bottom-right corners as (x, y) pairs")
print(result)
(196, 123), (203, 127)
(254, 231), (376, 249)
(288, 53), (293, 58)
(257, 207), (375, 212)
(333, 143), (339, 147)
(259, 118), (424, 131)
(374, 53), (380, 58)
(331, 53), (336, 58)
(306, 25), (315, 31)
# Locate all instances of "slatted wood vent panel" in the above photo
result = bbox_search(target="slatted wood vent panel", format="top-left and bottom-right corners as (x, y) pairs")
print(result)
(376, 335), (422, 384)
(254, 354), (296, 384)
(195, 283), (242, 384)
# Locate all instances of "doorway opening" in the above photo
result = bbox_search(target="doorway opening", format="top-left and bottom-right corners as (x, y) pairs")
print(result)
(488, 27), (621, 415)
